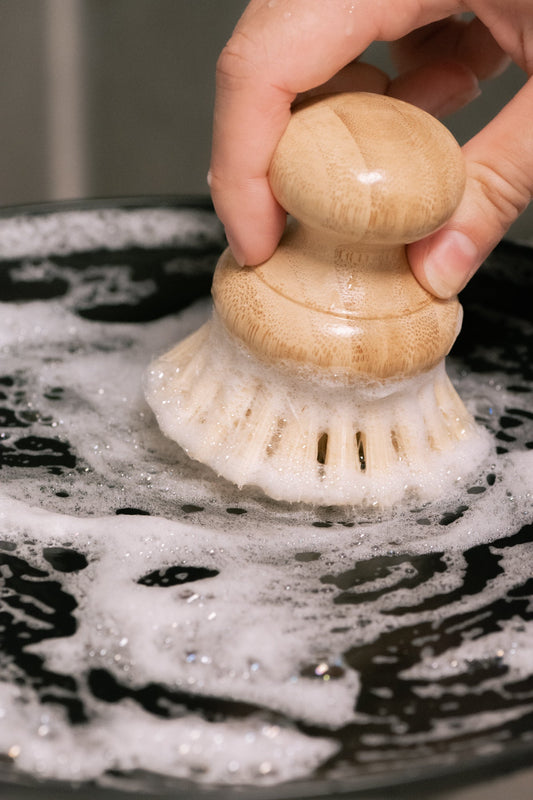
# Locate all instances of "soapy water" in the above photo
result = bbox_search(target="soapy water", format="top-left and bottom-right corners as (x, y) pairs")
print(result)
(0, 205), (532, 794)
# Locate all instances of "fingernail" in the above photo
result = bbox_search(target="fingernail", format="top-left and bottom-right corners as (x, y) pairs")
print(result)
(206, 169), (212, 188)
(437, 85), (481, 118)
(226, 231), (246, 267)
(423, 230), (480, 298)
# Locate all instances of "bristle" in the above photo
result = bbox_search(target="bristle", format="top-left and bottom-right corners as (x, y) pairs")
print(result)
(273, 409), (320, 476)
(145, 312), (490, 508)
(391, 404), (433, 471)
(434, 370), (475, 439)
(364, 422), (398, 476)
(418, 378), (454, 452)
(230, 391), (281, 480)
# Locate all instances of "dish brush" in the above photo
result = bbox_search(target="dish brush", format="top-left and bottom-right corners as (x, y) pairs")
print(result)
(145, 92), (489, 507)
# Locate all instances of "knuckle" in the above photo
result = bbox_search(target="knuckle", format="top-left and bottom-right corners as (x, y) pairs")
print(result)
(207, 169), (227, 197)
(216, 31), (258, 89)
(469, 157), (531, 232)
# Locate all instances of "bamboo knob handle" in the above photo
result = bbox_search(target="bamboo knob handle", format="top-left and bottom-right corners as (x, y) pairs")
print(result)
(269, 91), (465, 244)
(212, 92), (466, 384)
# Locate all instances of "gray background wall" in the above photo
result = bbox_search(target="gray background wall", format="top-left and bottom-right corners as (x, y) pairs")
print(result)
(0, 0), (528, 236)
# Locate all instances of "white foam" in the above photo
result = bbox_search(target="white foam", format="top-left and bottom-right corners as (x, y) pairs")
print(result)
(0, 256), (532, 788)
(0, 207), (223, 259)
(0, 680), (335, 785)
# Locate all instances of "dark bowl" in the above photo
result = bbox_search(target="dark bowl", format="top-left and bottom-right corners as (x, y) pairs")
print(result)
(0, 197), (532, 800)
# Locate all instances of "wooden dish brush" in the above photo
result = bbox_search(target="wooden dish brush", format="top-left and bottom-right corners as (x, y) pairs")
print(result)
(145, 92), (489, 507)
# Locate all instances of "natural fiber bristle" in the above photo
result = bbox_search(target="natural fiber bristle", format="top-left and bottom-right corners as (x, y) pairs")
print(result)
(145, 311), (490, 508)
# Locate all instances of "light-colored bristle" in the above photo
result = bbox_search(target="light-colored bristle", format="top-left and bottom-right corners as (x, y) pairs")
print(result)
(144, 311), (491, 508)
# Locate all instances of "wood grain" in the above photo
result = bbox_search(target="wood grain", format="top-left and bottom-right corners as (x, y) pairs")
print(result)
(213, 92), (466, 381)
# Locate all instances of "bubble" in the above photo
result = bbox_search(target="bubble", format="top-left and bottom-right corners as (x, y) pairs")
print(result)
(0, 208), (532, 791)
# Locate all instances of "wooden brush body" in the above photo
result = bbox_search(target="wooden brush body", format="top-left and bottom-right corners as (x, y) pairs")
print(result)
(145, 92), (490, 507)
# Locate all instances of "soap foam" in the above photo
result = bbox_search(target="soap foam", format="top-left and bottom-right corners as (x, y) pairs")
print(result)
(0, 207), (222, 260)
(0, 208), (532, 791)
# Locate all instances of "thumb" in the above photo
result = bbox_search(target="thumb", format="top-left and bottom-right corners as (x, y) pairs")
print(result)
(408, 76), (532, 298)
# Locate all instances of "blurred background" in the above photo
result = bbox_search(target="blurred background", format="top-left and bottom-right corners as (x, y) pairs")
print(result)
(0, 0), (528, 237)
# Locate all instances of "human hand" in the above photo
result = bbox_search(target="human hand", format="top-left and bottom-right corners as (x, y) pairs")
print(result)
(209, 1), (529, 298)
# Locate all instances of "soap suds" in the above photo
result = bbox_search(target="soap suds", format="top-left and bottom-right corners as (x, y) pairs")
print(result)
(0, 207), (222, 260)
(0, 207), (532, 792)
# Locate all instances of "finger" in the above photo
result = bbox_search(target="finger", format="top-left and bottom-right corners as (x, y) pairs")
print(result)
(210, 0), (464, 266)
(388, 59), (480, 117)
(295, 58), (480, 119)
(214, 61), (390, 266)
(294, 61), (389, 104)
(391, 16), (510, 80)
(408, 77), (533, 298)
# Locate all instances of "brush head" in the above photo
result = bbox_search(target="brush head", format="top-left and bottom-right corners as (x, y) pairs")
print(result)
(145, 92), (490, 507)
(145, 314), (488, 507)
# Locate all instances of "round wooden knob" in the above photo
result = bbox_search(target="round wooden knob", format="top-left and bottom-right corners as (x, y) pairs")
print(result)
(269, 91), (465, 244)
(212, 92), (466, 384)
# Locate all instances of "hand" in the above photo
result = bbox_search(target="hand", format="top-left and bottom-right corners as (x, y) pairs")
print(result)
(209, 1), (529, 298)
